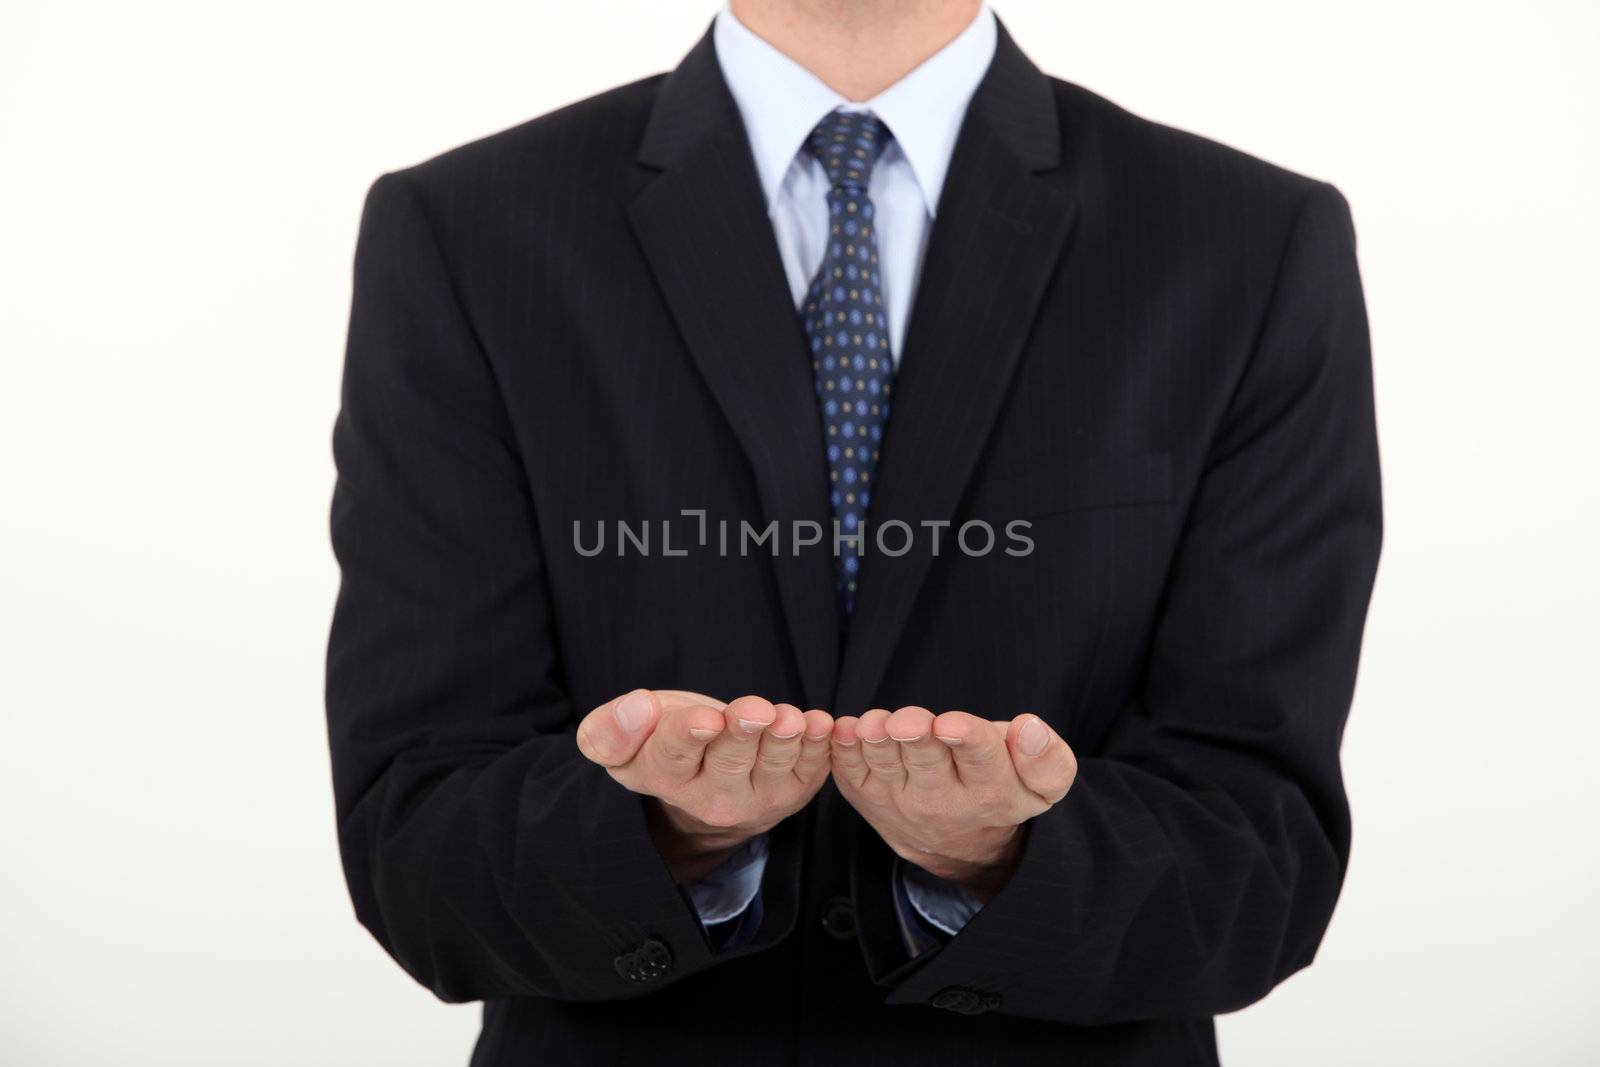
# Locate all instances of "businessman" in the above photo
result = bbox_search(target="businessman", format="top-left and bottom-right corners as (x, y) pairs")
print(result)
(326, 2), (1382, 1064)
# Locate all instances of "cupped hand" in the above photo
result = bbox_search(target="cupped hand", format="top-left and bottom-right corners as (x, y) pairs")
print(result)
(830, 707), (1077, 900)
(577, 689), (833, 882)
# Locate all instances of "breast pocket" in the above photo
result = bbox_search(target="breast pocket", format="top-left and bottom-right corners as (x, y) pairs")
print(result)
(964, 451), (1174, 521)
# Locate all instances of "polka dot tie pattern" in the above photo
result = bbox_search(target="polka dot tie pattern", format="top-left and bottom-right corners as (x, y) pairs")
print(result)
(800, 109), (895, 618)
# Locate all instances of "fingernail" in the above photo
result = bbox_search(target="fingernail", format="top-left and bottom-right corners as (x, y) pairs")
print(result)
(688, 727), (718, 740)
(614, 691), (652, 732)
(832, 737), (858, 747)
(862, 734), (889, 745)
(935, 734), (963, 746)
(1019, 716), (1050, 757)
(737, 718), (769, 734)
(888, 732), (925, 743)
(770, 727), (802, 740)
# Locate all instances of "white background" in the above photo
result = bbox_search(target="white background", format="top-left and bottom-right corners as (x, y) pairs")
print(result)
(2, 1), (1596, 1063)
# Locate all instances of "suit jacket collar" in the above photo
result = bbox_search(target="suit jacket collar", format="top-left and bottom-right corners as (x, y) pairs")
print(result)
(630, 19), (1076, 716)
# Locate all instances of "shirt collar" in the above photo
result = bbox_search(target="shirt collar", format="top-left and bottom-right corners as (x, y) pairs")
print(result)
(712, 4), (997, 217)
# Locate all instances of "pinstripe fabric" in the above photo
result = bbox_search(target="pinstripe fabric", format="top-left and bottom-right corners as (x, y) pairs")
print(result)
(326, 18), (1380, 1066)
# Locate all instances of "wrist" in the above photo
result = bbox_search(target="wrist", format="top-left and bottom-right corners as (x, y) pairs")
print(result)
(905, 824), (1026, 903)
(644, 797), (755, 883)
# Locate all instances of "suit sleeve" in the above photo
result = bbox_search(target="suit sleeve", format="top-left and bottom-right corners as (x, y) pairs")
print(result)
(867, 181), (1383, 1024)
(325, 171), (803, 1003)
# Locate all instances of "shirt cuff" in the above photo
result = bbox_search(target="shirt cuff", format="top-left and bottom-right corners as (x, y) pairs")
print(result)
(686, 832), (769, 926)
(895, 857), (984, 950)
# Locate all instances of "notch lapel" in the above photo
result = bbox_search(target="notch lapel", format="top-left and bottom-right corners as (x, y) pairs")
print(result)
(627, 32), (840, 710)
(835, 25), (1078, 716)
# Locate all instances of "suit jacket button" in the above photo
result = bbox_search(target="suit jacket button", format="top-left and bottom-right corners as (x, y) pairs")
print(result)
(637, 938), (673, 978)
(820, 895), (856, 941)
(929, 986), (1001, 1015)
(614, 938), (673, 983)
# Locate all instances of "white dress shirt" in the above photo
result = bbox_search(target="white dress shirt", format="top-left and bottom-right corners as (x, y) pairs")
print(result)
(686, 3), (998, 949)
(714, 3), (997, 362)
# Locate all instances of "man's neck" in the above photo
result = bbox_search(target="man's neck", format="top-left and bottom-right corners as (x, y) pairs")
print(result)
(727, 0), (983, 101)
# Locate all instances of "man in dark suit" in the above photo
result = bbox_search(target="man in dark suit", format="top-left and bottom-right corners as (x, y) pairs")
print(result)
(325, 2), (1381, 1063)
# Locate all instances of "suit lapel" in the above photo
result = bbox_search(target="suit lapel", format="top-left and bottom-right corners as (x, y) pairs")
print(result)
(627, 32), (841, 710)
(835, 25), (1078, 716)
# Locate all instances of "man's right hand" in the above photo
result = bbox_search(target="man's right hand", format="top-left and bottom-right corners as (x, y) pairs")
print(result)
(576, 689), (833, 883)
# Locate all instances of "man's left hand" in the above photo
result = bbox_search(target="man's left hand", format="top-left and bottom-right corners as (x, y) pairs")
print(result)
(830, 707), (1077, 901)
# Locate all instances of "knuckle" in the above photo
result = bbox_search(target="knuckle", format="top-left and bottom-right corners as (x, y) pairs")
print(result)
(705, 750), (751, 777)
(961, 745), (1000, 767)
(652, 741), (697, 768)
(756, 749), (795, 772)
(863, 751), (903, 774)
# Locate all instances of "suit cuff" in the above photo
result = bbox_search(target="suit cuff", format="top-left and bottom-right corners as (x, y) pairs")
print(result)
(686, 832), (769, 926)
(893, 857), (983, 957)
(900, 857), (985, 936)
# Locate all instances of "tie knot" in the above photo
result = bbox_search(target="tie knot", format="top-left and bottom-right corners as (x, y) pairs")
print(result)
(805, 110), (891, 191)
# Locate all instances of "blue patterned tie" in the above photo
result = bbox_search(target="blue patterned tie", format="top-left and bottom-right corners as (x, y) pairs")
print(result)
(800, 109), (895, 617)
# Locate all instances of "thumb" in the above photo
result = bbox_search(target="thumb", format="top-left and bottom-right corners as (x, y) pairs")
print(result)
(576, 689), (660, 768)
(654, 689), (729, 713)
(1006, 715), (1077, 805)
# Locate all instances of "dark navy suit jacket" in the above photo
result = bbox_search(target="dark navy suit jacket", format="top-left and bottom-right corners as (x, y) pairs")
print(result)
(326, 19), (1382, 1065)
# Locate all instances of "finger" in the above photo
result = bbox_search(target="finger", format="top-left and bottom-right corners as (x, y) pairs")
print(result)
(636, 699), (726, 785)
(752, 703), (806, 788)
(1006, 715), (1078, 804)
(829, 715), (869, 789)
(933, 710), (1011, 787)
(701, 694), (777, 787)
(575, 689), (659, 768)
(793, 709), (834, 785)
(856, 708), (905, 788)
(887, 706), (954, 791)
